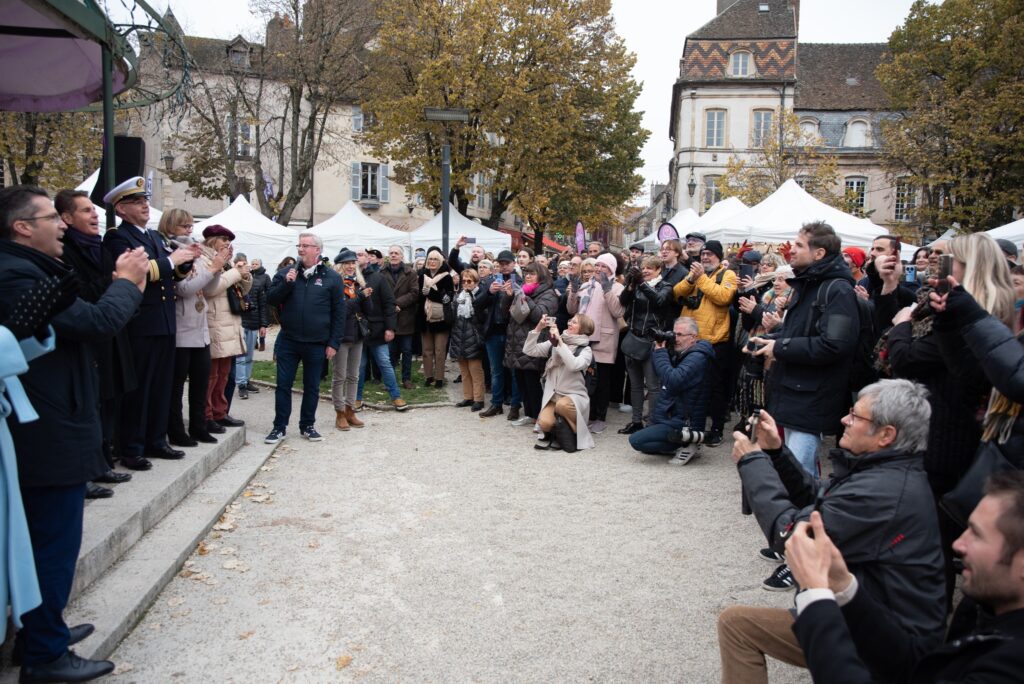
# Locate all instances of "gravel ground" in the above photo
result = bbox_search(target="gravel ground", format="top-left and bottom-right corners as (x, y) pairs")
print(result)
(109, 350), (810, 683)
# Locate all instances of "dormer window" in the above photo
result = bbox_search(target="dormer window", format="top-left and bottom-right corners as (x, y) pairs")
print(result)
(730, 51), (752, 77)
(844, 119), (871, 147)
(228, 38), (251, 68)
(758, 3), (770, 11)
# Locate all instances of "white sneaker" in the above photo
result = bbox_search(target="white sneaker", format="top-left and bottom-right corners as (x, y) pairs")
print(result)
(618, 404), (633, 413)
(588, 420), (606, 434)
(669, 445), (700, 465)
(536, 431), (547, 440)
(511, 416), (531, 427)
(533, 422), (542, 434)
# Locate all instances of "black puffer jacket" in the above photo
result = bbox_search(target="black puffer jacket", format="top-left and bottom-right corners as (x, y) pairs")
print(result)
(504, 281), (559, 371)
(767, 253), (858, 434)
(448, 288), (486, 360)
(416, 267), (455, 334)
(738, 443), (946, 641)
(244, 266), (271, 330)
(619, 277), (674, 338)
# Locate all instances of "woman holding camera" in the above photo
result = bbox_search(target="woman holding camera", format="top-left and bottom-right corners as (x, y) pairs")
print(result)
(616, 256), (674, 434)
(525, 314), (596, 452)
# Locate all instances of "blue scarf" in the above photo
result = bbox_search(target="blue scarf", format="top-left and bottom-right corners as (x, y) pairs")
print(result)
(65, 228), (102, 266)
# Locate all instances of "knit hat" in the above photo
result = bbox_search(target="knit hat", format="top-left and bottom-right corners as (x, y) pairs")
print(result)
(596, 253), (618, 274)
(842, 246), (867, 269)
(742, 249), (763, 264)
(701, 240), (724, 261)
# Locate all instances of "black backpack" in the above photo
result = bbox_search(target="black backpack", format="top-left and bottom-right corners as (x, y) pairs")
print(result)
(805, 279), (878, 393)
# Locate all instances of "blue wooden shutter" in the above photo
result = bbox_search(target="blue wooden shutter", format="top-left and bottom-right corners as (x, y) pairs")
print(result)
(351, 162), (361, 200)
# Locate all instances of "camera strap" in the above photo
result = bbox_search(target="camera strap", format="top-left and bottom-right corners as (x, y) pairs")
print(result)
(691, 268), (727, 309)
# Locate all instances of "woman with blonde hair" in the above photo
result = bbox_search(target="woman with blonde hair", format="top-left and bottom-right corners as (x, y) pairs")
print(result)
(331, 250), (365, 430)
(947, 233), (1016, 328)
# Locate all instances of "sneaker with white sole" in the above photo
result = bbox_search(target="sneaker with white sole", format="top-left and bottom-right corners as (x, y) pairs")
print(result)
(758, 548), (785, 564)
(264, 428), (286, 444)
(510, 416), (532, 427)
(668, 445), (699, 465)
(762, 563), (796, 591)
(617, 404), (633, 414)
(588, 420), (606, 434)
(301, 427), (323, 442)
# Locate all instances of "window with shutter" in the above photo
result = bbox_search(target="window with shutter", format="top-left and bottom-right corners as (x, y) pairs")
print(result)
(351, 162), (361, 200)
(380, 164), (390, 203)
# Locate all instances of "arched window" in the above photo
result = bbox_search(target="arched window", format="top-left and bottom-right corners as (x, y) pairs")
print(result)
(844, 119), (870, 147)
(798, 118), (820, 144)
(730, 51), (752, 77)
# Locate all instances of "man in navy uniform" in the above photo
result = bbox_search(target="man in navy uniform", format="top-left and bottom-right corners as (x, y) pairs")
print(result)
(101, 177), (199, 470)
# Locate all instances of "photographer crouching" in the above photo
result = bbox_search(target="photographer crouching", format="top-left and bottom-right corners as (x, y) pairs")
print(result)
(627, 317), (714, 465)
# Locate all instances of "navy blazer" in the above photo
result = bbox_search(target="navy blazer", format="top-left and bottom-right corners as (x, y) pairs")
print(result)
(102, 221), (180, 337)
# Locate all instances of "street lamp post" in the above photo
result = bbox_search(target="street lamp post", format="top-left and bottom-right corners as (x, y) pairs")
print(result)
(423, 107), (470, 255)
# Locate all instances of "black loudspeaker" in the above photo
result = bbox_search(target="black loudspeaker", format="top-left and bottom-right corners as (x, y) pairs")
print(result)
(90, 136), (146, 210)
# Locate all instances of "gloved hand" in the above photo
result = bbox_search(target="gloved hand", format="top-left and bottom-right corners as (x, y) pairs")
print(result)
(933, 285), (989, 330)
(2, 272), (79, 340)
(421, 283), (431, 295)
(599, 272), (613, 293)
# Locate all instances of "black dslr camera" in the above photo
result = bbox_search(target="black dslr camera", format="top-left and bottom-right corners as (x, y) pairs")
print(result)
(650, 329), (675, 344)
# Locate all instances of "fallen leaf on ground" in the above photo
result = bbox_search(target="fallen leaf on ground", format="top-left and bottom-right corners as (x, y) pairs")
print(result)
(167, 597), (185, 607)
(170, 609), (191, 619)
(149, 622), (161, 630)
(211, 597), (228, 605)
(179, 569), (199, 579)
(222, 559), (239, 570)
(238, 631), (255, 640)
(308, 539), (320, 549)
(258, 598), (271, 605)
(112, 663), (134, 675)
(335, 655), (353, 670)
(219, 547), (237, 555)
(196, 541), (209, 556)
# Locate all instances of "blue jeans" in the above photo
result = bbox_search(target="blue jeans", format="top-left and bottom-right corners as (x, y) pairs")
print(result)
(236, 328), (258, 386)
(628, 423), (680, 455)
(785, 429), (822, 477)
(484, 333), (520, 408)
(274, 336), (326, 431)
(357, 342), (401, 400)
(389, 334), (413, 383)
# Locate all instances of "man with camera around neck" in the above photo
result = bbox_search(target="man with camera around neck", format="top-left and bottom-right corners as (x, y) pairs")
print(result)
(626, 317), (713, 465)
(717, 379), (946, 682)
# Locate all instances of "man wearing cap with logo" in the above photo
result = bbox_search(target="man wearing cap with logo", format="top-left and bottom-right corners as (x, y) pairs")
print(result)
(477, 250), (523, 419)
(102, 177), (200, 470)
(672, 238), (737, 446)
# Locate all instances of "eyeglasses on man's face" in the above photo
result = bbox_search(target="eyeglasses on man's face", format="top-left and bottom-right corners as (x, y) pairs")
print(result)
(846, 409), (879, 426)
(21, 212), (62, 224)
(296, 243), (318, 249)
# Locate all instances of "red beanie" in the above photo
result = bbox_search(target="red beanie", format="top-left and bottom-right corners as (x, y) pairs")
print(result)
(843, 246), (866, 269)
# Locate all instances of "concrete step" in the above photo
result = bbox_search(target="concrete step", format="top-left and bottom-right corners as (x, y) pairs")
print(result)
(72, 427), (247, 600)
(65, 433), (277, 661)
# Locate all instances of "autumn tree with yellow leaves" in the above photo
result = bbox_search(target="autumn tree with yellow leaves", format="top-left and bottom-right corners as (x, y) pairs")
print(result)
(0, 112), (101, 190)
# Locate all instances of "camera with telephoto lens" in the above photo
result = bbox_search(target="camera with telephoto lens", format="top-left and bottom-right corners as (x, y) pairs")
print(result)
(650, 329), (675, 344)
(667, 427), (706, 446)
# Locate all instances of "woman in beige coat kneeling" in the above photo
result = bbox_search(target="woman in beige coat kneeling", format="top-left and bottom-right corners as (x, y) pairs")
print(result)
(524, 314), (596, 453)
(201, 225), (252, 430)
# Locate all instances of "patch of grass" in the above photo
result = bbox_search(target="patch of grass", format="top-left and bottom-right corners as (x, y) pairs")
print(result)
(250, 360), (449, 405)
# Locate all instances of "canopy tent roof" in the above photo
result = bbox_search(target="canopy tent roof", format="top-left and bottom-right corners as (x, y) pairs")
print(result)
(0, 0), (133, 111)
(691, 197), (748, 233)
(637, 208), (699, 246)
(310, 201), (411, 260)
(410, 204), (511, 259)
(702, 180), (918, 260)
(76, 168), (162, 231)
(194, 196), (297, 268)
(986, 219), (1024, 248)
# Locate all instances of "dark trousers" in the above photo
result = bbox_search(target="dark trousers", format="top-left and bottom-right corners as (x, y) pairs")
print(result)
(100, 395), (121, 468)
(274, 337), (326, 431)
(224, 356), (236, 410)
(707, 341), (732, 433)
(589, 362), (614, 421)
(389, 334), (414, 382)
(170, 345), (211, 437)
(514, 368), (544, 419)
(18, 484), (86, 665)
(121, 334), (175, 456)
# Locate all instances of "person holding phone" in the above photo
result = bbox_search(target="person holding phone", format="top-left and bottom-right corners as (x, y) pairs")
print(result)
(504, 263), (560, 427)
(476, 251), (523, 419)
(449, 268), (487, 411)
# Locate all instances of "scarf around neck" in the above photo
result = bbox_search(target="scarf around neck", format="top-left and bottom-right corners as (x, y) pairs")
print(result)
(65, 228), (102, 266)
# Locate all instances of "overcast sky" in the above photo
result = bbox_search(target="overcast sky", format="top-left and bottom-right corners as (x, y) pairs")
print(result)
(117, 0), (923, 203)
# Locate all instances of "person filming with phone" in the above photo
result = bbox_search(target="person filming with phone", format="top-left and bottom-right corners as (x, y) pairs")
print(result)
(717, 379), (946, 682)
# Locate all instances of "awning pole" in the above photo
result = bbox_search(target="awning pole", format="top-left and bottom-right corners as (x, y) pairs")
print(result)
(102, 44), (116, 228)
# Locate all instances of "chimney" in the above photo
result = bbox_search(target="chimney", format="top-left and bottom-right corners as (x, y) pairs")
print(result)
(717, 0), (740, 14)
(789, 0), (800, 32)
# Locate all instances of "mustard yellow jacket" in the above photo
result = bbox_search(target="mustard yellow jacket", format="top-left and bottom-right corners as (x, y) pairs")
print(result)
(672, 265), (737, 344)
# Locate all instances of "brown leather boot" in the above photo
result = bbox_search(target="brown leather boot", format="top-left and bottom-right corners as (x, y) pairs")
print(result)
(334, 409), (350, 431)
(345, 406), (364, 428)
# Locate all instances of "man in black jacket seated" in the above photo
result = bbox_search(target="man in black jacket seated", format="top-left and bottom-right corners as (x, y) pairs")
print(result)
(786, 471), (1024, 684)
(717, 378), (946, 683)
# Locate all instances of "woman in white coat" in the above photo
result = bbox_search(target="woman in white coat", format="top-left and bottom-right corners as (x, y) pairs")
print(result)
(523, 313), (596, 452)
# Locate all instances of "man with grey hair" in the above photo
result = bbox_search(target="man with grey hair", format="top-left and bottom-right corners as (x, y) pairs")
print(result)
(716, 378), (946, 683)
(265, 231), (343, 443)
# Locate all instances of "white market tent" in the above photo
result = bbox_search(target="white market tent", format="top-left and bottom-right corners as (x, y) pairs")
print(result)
(691, 196), (748, 233)
(702, 180), (918, 260)
(310, 201), (411, 261)
(77, 168), (162, 231)
(194, 196), (297, 268)
(987, 218), (1024, 248)
(637, 208), (698, 247)
(409, 204), (511, 259)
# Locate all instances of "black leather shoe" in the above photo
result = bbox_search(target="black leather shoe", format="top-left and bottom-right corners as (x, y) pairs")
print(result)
(617, 421), (644, 435)
(145, 445), (185, 460)
(120, 456), (152, 471)
(85, 483), (112, 499)
(168, 432), (199, 448)
(216, 415), (245, 427)
(454, 399), (474, 408)
(238, 386), (248, 400)
(244, 382), (260, 393)
(190, 431), (218, 444)
(93, 470), (131, 484)
(471, 402), (485, 412)
(206, 420), (226, 434)
(11, 624), (94, 667)
(506, 405), (521, 421)
(479, 405), (503, 418)
(18, 649), (114, 683)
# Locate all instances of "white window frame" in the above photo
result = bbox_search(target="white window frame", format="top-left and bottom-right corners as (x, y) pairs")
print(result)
(752, 109), (774, 148)
(705, 109), (726, 148)
(351, 162), (390, 203)
(730, 51), (752, 77)
(843, 119), (871, 148)
(352, 106), (364, 132)
(895, 179), (917, 222)
(798, 118), (820, 144)
(845, 176), (868, 216)
(703, 175), (722, 212)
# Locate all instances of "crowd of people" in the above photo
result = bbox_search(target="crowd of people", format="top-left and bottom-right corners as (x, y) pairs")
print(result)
(1, 175), (1023, 682)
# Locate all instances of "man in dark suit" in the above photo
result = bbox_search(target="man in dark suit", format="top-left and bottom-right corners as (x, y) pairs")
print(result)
(101, 177), (199, 470)
(0, 184), (148, 683)
(55, 190), (135, 496)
